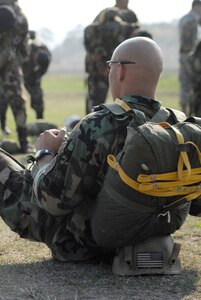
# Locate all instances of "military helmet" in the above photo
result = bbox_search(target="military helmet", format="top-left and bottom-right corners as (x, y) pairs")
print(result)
(37, 50), (50, 67)
(0, 5), (16, 33)
(29, 30), (36, 40)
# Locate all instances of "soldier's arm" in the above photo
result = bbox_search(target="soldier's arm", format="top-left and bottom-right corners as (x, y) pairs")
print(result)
(32, 117), (106, 215)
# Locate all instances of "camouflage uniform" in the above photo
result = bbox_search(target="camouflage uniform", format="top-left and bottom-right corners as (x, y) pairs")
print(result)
(22, 36), (51, 119)
(0, 96), (197, 262)
(179, 8), (200, 115)
(0, 0), (29, 152)
(188, 40), (201, 116)
(84, 6), (139, 114)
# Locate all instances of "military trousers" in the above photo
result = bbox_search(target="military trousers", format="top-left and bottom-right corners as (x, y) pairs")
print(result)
(0, 149), (105, 262)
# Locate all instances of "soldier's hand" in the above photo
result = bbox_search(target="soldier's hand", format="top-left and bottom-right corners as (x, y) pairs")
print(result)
(35, 128), (66, 153)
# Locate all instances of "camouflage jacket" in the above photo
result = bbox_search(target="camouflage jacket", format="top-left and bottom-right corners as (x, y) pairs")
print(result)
(188, 40), (201, 88)
(179, 10), (200, 53)
(0, 1), (28, 65)
(0, 31), (15, 70)
(33, 96), (179, 217)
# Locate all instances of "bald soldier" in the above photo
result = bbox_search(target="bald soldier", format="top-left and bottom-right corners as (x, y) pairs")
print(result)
(0, 37), (197, 274)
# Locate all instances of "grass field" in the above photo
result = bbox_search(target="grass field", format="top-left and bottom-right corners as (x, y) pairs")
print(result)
(0, 73), (200, 300)
(2, 72), (180, 135)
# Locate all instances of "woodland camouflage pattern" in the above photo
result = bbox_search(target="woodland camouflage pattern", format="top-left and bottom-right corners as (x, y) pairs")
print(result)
(84, 6), (139, 113)
(188, 40), (201, 116)
(1, 96), (199, 262)
(179, 8), (200, 110)
(0, 1), (29, 151)
(22, 38), (51, 119)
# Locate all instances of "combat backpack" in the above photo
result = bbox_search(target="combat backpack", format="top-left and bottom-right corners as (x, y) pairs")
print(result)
(91, 99), (201, 249)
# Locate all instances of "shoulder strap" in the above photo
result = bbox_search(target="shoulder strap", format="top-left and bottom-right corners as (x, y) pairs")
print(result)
(151, 107), (170, 122)
(101, 99), (146, 123)
(166, 108), (186, 123)
(184, 116), (201, 126)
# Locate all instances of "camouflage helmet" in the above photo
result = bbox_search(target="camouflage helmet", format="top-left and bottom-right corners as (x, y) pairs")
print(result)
(0, 138), (20, 154)
(98, 7), (122, 24)
(37, 50), (50, 68)
(0, 5), (16, 33)
(27, 121), (58, 136)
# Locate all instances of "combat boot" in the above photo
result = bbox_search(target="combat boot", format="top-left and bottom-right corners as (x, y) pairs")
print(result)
(17, 126), (34, 154)
(112, 235), (182, 276)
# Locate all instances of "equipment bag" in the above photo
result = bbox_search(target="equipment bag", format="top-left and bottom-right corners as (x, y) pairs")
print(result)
(91, 101), (201, 249)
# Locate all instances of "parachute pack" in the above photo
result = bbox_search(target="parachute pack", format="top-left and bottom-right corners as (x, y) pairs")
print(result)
(91, 99), (201, 249)
(84, 7), (135, 55)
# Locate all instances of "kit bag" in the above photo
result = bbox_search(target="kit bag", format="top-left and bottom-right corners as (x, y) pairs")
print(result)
(91, 101), (201, 249)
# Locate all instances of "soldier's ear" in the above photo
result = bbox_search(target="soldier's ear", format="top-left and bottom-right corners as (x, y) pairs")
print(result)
(117, 63), (125, 81)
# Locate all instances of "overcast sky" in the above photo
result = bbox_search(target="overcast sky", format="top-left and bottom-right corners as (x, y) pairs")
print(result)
(18, 0), (195, 44)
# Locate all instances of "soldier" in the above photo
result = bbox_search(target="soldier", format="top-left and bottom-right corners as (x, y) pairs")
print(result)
(188, 40), (201, 116)
(84, 0), (139, 114)
(0, 37), (199, 275)
(22, 31), (51, 120)
(178, 0), (201, 116)
(0, 0), (31, 153)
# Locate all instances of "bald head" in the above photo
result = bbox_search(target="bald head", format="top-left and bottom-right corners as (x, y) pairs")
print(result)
(109, 37), (163, 100)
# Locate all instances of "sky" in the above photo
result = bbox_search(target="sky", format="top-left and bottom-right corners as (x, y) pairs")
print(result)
(18, 0), (194, 45)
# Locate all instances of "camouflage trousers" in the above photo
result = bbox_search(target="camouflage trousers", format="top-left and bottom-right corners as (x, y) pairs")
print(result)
(24, 74), (44, 119)
(85, 73), (109, 114)
(0, 149), (107, 262)
(0, 57), (28, 150)
(190, 86), (201, 117)
(179, 53), (192, 115)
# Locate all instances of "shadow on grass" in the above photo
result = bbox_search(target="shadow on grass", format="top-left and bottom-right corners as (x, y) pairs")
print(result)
(0, 259), (199, 299)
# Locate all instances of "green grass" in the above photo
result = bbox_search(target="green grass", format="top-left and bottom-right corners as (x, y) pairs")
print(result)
(0, 73), (200, 299)
(1, 72), (181, 139)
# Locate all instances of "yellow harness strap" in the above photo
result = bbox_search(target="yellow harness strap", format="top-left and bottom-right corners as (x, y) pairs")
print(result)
(107, 122), (201, 203)
(114, 98), (131, 112)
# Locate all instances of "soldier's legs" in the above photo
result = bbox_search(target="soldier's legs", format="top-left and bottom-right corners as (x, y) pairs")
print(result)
(86, 73), (109, 114)
(0, 98), (9, 133)
(4, 60), (29, 152)
(0, 84), (11, 134)
(0, 149), (104, 262)
(10, 97), (29, 153)
(30, 85), (44, 119)
(25, 78), (44, 119)
(193, 90), (201, 117)
(179, 54), (192, 117)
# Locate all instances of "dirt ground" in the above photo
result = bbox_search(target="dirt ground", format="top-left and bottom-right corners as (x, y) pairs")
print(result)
(0, 216), (200, 300)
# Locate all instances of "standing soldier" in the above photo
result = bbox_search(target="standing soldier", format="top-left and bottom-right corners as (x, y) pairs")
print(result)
(84, 0), (139, 114)
(178, 0), (201, 116)
(188, 40), (201, 116)
(22, 31), (51, 120)
(0, 0), (31, 153)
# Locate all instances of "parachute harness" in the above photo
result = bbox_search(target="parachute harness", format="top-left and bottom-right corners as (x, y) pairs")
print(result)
(108, 107), (201, 207)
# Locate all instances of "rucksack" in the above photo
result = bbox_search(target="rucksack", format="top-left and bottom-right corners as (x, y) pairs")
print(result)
(91, 100), (201, 249)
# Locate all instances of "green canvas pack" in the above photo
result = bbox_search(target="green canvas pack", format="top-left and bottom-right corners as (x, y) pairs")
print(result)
(91, 101), (201, 249)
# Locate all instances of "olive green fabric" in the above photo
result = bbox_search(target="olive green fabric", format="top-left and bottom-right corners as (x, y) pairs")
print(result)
(91, 120), (201, 249)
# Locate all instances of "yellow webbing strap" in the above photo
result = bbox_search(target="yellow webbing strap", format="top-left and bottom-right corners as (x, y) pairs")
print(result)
(114, 98), (131, 112)
(107, 122), (201, 203)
